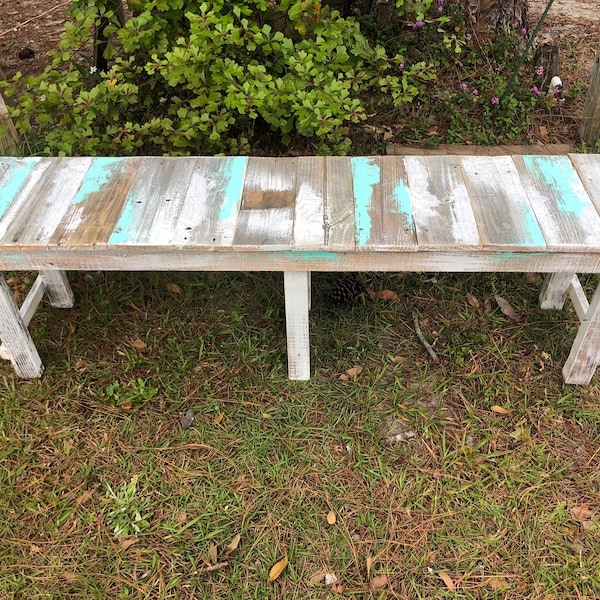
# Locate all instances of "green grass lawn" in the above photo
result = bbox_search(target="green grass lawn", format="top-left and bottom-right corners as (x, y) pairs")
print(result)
(1, 271), (599, 599)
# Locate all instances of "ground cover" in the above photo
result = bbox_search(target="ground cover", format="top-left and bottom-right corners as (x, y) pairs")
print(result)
(0, 2), (599, 598)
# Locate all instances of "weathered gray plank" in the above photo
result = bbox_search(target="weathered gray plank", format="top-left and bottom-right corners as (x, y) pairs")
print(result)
(293, 157), (325, 249)
(233, 157), (295, 248)
(324, 157), (355, 250)
(460, 156), (546, 250)
(514, 155), (600, 251)
(404, 155), (480, 249)
(569, 153), (600, 216)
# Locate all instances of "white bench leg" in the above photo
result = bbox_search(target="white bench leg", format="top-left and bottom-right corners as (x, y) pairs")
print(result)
(540, 273), (574, 309)
(42, 270), (74, 308)
(284, 271), (310, 380)
(563, 283), (600, 385)
(0, 274), (44, 377)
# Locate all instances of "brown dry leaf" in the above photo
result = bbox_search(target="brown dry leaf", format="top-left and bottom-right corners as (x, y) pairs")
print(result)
(487, 575), (509, 590)
(76, 490), (94, 506)
(224, 534), (241, 557)
(370, 574), (389, 590)
(495, 295), (521, 322)
(213, 412), (224, 425)
(439, 571), (456, 591)
(340, 366), (363, 380)
(374, 289), (400, 302)
(366, 555), (374, 579)
(327, 510), (336, 525)
(571, 504), (596, 521)
(121, 401), (133, 411)
(121, 538), (140, 551)
(209, 544), (218, 565)
(268, 555), (289, 582)
(332, 582), (345, 594)
(61, 572), (79, 583)
(539, 125), (549, 139)
(466, 292), (481, 309)
(491, 405), (513, 415)
(130, 338), (146, 350)
(167, 283), (183, 294)
(177, 511), (188, 523)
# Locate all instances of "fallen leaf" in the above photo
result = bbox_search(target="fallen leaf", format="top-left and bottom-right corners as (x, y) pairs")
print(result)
(374, 289), (399, 302)
(213, 412), (224, 425)
(268, 555), (288, 582)
(571, 504), (596, 521)
(324, 573), (338, 585)
(167, 283), (183, 294)
(370, 574), (389, 590)
(366, 555), (373, 579)
(487, 575), (509, 590)
(209, 544), (218, 565)
(130, 338), (146, 350)
(332, 582), (345, 594)
(438, 571), (456, 591)
(466, 292), (481, 309)
(61, 572), (79, 583)
(177, 511), (188, 523)
(121, 401), (133, 411)
(121, 538), (140, 550)
(326, 511), (336, 525)
(495, 295), (521, 322)
(491, 405), (512, 415)
(224, 534), (241, 556)
(339, 366), (364, 380)
(539, 125), (549, 139)
(76, 490), (94, 506)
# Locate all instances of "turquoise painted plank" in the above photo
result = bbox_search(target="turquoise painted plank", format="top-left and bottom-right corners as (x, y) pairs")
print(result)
(0, 158), (40, 221)
(351, 157), (379, 247)
(70, 157), (127, 205)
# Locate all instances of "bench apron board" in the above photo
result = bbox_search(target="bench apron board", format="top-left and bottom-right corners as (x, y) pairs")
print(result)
(0, 154), (599, 384)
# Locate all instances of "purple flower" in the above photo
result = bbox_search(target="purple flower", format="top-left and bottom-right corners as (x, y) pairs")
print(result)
(437, 5), (443, 11)
(412, 20), (425, 29)
(472, 89), (479, 95)
(465, 34), (472, 41)
(352, 7), (359, 13)
(459, 82), (467, 90)
(491, 97), (499, 104)
(521, 27), (527, 35)
(536, 65), (544, 76)
(553, 86), (561, 95)
(398, 61), (405, 70)
(532, 86), (541, 97)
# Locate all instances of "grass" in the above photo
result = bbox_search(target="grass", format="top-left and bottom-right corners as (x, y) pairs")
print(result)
(0, 270), (599, 599)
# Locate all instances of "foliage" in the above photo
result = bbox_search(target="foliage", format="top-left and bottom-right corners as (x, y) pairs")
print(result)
(2, 0), (435, 155)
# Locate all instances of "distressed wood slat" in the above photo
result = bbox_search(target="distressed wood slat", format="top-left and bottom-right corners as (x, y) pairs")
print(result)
(293, 157), (325, 249)
(513, 155), (600, 251)
(569, 153), (600, 215)
(233, 157), (296, 248)
(1, 158), (94, 248)
(404, 155), (480, 249)
(460, 156), (546, 250)
(324, 157), (355, 250)
(50, 157), (142, 246)
(0, 158), (42, 225)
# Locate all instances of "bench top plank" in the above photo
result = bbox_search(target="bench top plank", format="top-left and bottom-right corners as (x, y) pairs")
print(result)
(0, 155), (600, 266)
(460, 155), (546, 251)
(513, 155), (600, 251)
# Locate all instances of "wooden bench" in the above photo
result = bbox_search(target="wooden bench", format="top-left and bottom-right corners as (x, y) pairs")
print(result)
(1, 154), (600, 384)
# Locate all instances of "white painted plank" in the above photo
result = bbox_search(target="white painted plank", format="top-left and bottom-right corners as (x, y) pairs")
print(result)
(569, 153), (600, 215)
(404, 155), (480, 249)
(1, 158), (94, 247)
(514, 155), (600, 251)
(293, 157), (325, 249)
(460, 156), (546, 250)
(41, 270), (74, 308)
(324, 156), (355, 249)
(539, 272), (574, 310)
(284, 271), (310, 380)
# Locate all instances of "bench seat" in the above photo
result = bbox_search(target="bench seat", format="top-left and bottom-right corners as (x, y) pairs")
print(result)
(1, 154), (599, 383)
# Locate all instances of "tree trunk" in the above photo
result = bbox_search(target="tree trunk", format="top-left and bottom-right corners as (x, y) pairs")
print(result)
(468, 0), (528, 35)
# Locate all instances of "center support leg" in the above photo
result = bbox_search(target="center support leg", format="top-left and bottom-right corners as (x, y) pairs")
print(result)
(0, 274), (44, 377)
(284, 271), (311, 380)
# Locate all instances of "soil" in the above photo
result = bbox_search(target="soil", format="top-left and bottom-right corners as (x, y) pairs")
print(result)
(0, 0), (599, 148)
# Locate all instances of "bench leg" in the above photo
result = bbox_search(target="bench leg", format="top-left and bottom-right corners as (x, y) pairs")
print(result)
(284, 271), (310, 380)
(563, 283), (600, 385)
(539, 273), (573, 309)
(41, 270), (75, 308)
(0, 274), (44, 377)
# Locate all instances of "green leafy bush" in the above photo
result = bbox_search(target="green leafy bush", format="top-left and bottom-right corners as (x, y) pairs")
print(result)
(2, 0), (435, 155)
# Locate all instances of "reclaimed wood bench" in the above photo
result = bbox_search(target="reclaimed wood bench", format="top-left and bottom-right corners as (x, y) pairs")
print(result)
(1, 154), (599, 384)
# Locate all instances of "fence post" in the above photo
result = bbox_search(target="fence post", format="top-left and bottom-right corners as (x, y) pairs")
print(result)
(580, 43), (600, 146)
